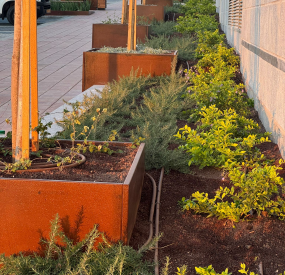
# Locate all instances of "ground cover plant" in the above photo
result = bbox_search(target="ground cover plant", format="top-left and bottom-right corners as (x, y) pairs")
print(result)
(50, 0), (91, 11)
(174, 1), (285, 225)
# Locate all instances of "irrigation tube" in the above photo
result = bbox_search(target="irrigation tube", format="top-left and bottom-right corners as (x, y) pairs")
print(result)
(155, 168), (164, 275)
(138, 173), (157, 253)
(138, 168), (165, 275)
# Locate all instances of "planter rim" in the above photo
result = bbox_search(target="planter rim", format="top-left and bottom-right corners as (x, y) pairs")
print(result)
(138, 4), (159, 6)
(0, 141), (145, 185)
(93, 23), (150, 27)
(88, 48), (178, 56)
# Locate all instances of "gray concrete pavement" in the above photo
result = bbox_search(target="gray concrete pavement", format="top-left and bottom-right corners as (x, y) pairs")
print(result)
(0, 1), (122, 134)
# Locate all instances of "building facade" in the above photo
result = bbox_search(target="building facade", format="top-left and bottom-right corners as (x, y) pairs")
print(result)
(216, 0), (285, 157)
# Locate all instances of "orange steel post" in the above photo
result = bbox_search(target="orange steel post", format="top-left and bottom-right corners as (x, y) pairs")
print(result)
(21, 0), (30, 160)
(30, 0), (39, 152)
(11, 0), (21, 160)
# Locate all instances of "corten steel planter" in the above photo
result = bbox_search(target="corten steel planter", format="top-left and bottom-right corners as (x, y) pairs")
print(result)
(92, 24), (149, 48)
(127, 5), (165, 22)
(82, 49), (177, 89)
(49, 10), (94, 15)
(97, 0), (106, 9)
(0, 141), (145, 256)
(144, 0), (173, 6)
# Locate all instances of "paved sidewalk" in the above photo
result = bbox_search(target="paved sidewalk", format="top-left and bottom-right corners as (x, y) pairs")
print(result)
(0, 1), (122, 134)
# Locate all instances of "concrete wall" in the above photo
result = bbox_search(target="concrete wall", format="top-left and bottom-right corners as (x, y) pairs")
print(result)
(241, 0), (285, 157)
(216, 0), (285, 158)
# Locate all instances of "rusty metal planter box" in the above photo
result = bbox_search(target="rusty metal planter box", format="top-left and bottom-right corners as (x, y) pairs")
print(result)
(144, 0), (173, 6)
(0, 141), (145, 256)
(127, 4), (165, 21)
(92, 24), (149, 49)
(82, 49), (177, 89)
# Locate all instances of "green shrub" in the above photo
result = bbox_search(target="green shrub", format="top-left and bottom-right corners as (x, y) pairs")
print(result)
(180, 160), (285, 222)
(197, 45), (239, 69)
(176, 14), (219, 34)
(187, 79), (250, 119)
(131, 73), (193, 171)
(180, 0), (216, 17)
(143, 34), (197, 61)
(175, 105), (270, 168)
(58, 71), (193, 172)
(183, 44), (249, 119)
(149, 21), (177, 36)
(165, 3), (183, 14)
(195, 263), (263, 275)
(0, 215), (153, 275)
(196, 30), (225, 58)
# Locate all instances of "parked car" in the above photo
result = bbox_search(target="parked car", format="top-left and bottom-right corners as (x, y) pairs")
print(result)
(0, 0), (51, 25)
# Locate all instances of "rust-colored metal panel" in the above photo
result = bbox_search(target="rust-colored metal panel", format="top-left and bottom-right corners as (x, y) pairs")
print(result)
(82, 50), (177, 89)
(125, 143), (145, 243)
(127, 5), (165, 22)
(0, 142), (145, 256)
(97, 0), (106, 9)
(144, 0), (173, 6)
(92, 24), (149, 49)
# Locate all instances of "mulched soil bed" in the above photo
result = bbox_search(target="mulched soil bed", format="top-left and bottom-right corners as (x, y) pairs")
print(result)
(0, 142), (138, 183)
(130, 142), (285, 275)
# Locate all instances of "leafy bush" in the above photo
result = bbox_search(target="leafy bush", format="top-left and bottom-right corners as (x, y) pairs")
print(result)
(143, 34), (197, 61)
(180, 160), (285, 222)
(187, 79), (250, 119)
(195, 263), (262, 275)
(197, 45), (239, 69)
(180, 0), (216, 17)
(50, 0), (91, 11)
(184, 42), (251, 119)
(0, 215), (153, 275)
(196, 30), (225, 58)
(176, 14), (219, 34)
(175, 105), (270, 168)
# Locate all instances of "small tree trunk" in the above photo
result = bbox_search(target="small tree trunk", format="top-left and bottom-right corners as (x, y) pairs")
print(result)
(121, 0), (128, 24)
(30, 0), (39, 152)
(11, 0), (21, 161)
(19, 0), (30, 161)
(127, 0), (137, 51)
